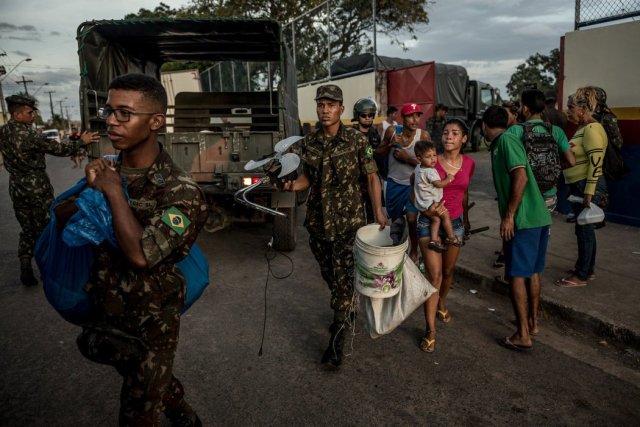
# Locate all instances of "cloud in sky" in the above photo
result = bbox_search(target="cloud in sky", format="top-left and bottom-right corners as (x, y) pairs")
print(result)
(376, 0), (574, 98)
(0, 0), (577, 120)
(0, 23), (38, 32)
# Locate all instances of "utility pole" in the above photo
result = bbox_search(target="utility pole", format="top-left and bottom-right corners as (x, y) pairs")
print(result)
(46, 90), (56, 121)
(65, 106), (71, 133)
(0, 55), (32, 122)
(0, 52), (6, 122)
(15, 75), (34, 95)
(0, 81), (6, 123)
(57, 99), (66, 130)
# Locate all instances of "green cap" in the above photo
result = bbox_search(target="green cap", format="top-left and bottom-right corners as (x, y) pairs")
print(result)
(6, 94), (38, 110)
(315, 84), (343, 102)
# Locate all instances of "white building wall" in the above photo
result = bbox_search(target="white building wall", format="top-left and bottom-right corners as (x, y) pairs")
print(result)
(297, 73), (377, 124)
(564, 20), (640, 108)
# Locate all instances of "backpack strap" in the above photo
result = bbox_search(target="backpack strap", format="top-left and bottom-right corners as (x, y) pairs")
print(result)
(539, 122), (553, 134)
(519, 121), (552, 134)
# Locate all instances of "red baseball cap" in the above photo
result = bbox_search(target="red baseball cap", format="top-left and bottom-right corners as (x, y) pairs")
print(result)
(400, 103), (423, 116)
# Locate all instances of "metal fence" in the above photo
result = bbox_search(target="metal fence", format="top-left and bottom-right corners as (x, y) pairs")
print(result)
(575, 0), (640, 29)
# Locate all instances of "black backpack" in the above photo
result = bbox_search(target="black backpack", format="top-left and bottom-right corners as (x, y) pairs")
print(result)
(595, 111), (628, 181)
(518, 122), (562, 194)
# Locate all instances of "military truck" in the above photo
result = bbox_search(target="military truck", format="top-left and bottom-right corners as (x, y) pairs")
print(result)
(76, 18), (301, 250)
(297, 54), (501, 151)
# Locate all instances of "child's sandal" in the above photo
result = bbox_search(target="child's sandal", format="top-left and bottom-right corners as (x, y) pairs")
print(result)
(445, 236), (462, 247)
(428, 240), (447, 253)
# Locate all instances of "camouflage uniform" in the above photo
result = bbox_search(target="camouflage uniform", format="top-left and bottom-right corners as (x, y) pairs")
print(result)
(0, 119), (84, 260)
(594, 110), (623, 149)
(353, 125), (382, 223)
(427, 116), (446, 153)
(301, 124), (378, 311)
(75, 148), (208, 426)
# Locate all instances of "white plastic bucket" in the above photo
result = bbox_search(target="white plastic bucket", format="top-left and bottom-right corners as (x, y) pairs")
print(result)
(354, 224), (409, 299)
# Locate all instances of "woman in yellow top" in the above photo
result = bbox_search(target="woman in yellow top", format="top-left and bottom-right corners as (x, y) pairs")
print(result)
(556, 87), (608, 288)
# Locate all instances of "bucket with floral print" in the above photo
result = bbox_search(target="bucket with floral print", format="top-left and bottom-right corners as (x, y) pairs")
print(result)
(354, 224), (408, 298)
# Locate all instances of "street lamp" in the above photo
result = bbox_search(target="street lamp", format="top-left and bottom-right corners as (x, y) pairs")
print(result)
(0, 58), (32, 82)
(0, 57), (32, 122)
(33, 82), (49, 96)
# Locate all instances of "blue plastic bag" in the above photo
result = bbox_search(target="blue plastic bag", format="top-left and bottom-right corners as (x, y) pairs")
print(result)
(178, 244), (209, 312)
(62, 187), (118, 247)
(36, 178), (210, 325)
(35, 179), (95, 324)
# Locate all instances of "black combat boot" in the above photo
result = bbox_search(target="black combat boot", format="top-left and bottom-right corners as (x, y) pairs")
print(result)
(164, 378), (202, 427)
(20, 257), (38, 286)
(321, 321), (346, 370)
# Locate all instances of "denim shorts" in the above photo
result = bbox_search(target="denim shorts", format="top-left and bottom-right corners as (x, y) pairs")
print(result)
(417, 214), (465, 240)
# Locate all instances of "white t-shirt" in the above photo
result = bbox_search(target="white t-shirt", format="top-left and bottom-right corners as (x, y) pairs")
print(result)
(387, 128), (423, 185)
(413, 165), (443, 211)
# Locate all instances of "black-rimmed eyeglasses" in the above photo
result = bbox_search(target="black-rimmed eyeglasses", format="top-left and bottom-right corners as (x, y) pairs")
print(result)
(359, 113), (375, 119)
(98, 107), (161, 123)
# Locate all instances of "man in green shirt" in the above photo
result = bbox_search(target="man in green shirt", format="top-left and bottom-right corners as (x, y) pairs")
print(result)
(483, 105), (551, 352)
(506, 89), (575, 211)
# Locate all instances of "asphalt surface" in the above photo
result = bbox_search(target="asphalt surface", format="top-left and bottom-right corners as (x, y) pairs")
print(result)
(1, 154), (639, 426)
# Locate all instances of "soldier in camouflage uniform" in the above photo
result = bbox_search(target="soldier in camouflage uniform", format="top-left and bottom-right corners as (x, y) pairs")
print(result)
(352, 97), (382, 223)
(0, 94), (99, 286)
(284, 84), (387, 369)
(54, 74), (208, 426)
(426, 103), (448, 153)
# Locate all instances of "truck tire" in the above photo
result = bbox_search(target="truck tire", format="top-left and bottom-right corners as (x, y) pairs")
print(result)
(469, 123), (482, 152)
(273, 207), (297, 251)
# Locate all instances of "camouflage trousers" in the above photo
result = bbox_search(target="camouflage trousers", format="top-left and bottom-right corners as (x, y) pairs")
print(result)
(77, 275), (186, 426)
(308, 232), (356, 311)
(8, 178), (53, 259)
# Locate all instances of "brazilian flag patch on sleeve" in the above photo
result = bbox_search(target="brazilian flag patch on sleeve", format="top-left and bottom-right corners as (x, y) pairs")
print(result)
(365, 145), (374, 159)
(161, 206), (191, 236)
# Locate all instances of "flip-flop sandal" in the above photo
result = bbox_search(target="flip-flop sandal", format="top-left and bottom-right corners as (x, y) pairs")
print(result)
(497, 337), (532, 352)
(419, 336), (436, 353)
(555, 278), (587, 288)
(445, 237), (462, 247)
(437, 309), (452, 323)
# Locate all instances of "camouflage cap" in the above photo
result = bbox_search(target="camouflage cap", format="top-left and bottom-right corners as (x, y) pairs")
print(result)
(315, 84), (343, 102)
(6, 94), (38, 110)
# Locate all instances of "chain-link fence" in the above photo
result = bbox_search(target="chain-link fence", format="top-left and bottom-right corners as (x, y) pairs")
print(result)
(575, 0), (640, 29)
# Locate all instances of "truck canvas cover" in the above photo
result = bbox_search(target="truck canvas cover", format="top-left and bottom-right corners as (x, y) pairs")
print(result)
(328, 53), (468, 115)
(76, 18), (299, 136)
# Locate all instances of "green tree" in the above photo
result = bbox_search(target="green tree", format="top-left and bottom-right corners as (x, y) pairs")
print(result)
(125, 0), (431, 83)
(124, 2), (184, 19)
(506, 48), (559, 99)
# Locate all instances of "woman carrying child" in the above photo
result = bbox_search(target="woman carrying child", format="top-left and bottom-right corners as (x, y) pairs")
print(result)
(411, 140), (460, 252)
(413, 118), (475, 353)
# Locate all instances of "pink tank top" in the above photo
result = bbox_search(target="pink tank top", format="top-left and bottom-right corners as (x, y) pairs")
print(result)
(435, 155), (475, 219)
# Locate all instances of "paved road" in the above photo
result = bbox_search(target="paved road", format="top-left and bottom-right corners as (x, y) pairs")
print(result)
(1, 155), (639, 426)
